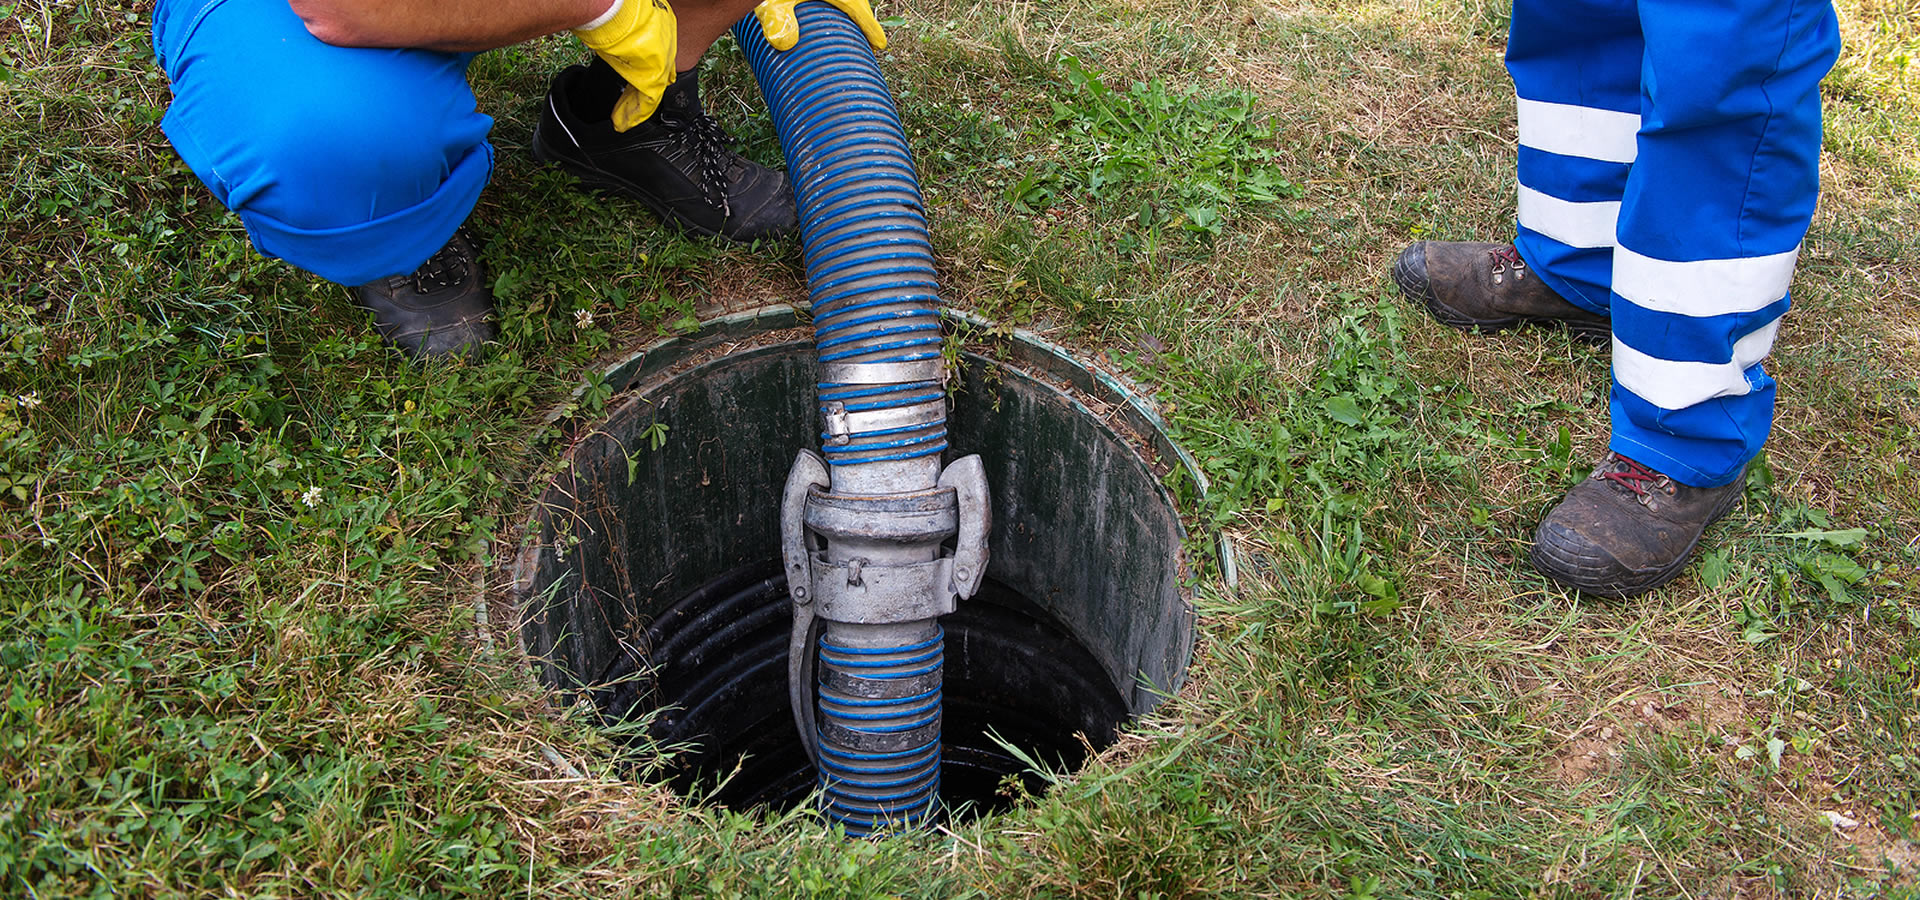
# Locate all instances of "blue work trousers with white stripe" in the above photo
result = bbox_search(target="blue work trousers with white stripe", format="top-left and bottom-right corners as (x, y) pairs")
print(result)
(1508, 0), (1839, 488)
(152, 0), (494, 287)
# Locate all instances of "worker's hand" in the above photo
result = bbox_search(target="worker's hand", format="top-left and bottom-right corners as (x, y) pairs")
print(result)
(752, 0), (886, 53)
(572, 0), (678, 132)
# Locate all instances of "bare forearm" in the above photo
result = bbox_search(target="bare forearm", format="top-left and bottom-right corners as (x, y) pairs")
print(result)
(294, 0), (791, 83)
(289, 0), (612, 51)
(672, 0), (763, 69)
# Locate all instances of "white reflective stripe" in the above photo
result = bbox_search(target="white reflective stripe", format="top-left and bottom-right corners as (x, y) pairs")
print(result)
(1612, 245), (1799, 318)
(1517, 184), (1618, 249)
(1612, 318), (1782, 410)
(1517, 98), (1640, 164)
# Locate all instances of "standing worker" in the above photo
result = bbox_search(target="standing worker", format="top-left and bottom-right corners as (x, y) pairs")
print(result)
(150, 0), (885, 358)
(1391, 0), (1840, 597)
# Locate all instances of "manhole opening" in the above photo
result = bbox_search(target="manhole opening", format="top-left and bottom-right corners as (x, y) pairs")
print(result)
(594, 559), (1127, 819)
(513, 308), (1206, 824)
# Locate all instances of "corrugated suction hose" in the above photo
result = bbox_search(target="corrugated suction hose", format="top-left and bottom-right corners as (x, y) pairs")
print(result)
(736, 4), (959, 835)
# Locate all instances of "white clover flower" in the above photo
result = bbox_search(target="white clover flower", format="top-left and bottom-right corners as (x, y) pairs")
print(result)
(575, 308), (595, 329)
(301, 486), (323, 509)
(16, 392), (41, 410)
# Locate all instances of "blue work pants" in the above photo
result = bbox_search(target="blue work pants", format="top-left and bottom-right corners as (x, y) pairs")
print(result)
(1507, 0), (1840, 487)
(152, 0), (494, 286)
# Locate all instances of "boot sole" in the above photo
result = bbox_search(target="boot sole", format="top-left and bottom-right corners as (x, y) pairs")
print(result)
(1529, 481), (1745, 599)
(1391, 244), (1610, 345)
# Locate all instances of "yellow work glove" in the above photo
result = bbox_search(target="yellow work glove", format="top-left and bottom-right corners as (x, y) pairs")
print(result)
(752, 0), (887, 52)
(572, 0), (679, 132)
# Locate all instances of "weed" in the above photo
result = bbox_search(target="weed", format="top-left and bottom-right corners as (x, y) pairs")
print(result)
(1148, 297), (1433, 616)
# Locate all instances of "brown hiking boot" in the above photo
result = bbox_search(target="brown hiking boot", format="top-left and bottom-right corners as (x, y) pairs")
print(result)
(1530, 453), (1746, 598)
(353, 229), (496, 361)
(1392, 241), (1609, 342)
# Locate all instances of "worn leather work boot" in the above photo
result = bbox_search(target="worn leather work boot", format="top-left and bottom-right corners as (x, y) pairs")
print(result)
(1531, 453), (1746, 598)
(533, 58), (798, 243)
(352, 229), (496, 360)
(1392, 241), (1610, 342)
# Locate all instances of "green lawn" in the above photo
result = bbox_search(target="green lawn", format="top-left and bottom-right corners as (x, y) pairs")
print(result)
(4, 0), (1918, 896)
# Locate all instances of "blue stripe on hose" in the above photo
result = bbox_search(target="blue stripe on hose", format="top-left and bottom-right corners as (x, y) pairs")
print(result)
(817, 424), (942, 446)
(818, 768), (938, 790)
(821, 697), (941, 720)
(814, 381), (933, 399)
(785, 96), (904, 128)
(814, 349), (940, 366)
(819, 742), (938, 763)
(817, 340), (944, 364)
(823, 783), (938, 802)
(801, 223), (926, 250)
(809, 265), (939, 300)
(823, 434), (947, 457)
(821, 762), (939, 781)
(817, 381), (939, 402)
(823, 793), (938, 820)
(815, 322), (940, 345)
(841, 393), (944, 411)
(819, 762), (938, 783)
(800, 204), (926, 247)
(822, 773), (939, 796)
(799, 169), (921, 211)
(801, 207), (926, 250)
(819, 754), (938, 775)
(814, 293), (939, 322)
(815, 658), (942, 679)
(815, 317), (940, 342)
(813, 284), (940, 314)
(823, 437), (948, 456)
(835, 395), (945, 415)
(819, 426), (946, 444)
(818, 633), (942, 655)
(821, 783), (940, 805)
(823, 790), (938, 814)
(821, 711), (940, 731)
(784, 90), (907, 133)
(801, 184), (922, 214)
(814, 295), (940, 318)
(822, 433), (948, 450)
(817, 328), (941, 354)
(819, 686), (940, 706)
(820, 686), (942, 710)
(817, 352), (943, 368)
(816, 420), (942, 439)
(811, 274), (939, 306)
(795, 148), (913, 180)
(821, 445), (950, 466)
(818, 387), (940, 406)
(814, 650), (941, 669)
(815, 320), (941, 345)
(808, 250), (936, 284)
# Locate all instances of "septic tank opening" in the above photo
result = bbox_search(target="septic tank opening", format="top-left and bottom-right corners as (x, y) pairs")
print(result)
(511, 307), (1213, 822)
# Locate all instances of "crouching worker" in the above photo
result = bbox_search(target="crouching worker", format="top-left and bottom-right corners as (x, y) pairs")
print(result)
(150, 0), (886, 359)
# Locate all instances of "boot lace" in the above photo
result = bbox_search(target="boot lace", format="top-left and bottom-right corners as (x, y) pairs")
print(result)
(1600, 454), (1675, 506)
(401, 231), (473, 293)
(680, 113), (735, 219)
(1488, 244), (1527, 284)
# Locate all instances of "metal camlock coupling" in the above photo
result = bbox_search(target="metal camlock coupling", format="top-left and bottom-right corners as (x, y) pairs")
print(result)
(778, 450), (991, 765)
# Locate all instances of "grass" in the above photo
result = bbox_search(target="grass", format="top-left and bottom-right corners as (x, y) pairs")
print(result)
(4, 0), (1919, 896)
